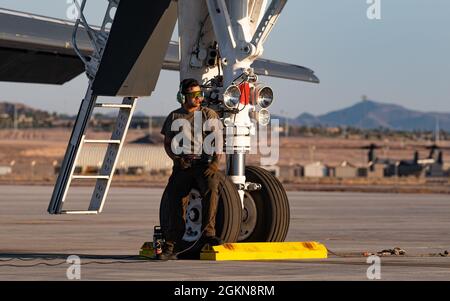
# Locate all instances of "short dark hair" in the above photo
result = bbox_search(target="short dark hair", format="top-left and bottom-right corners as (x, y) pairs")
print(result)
(180, 78), (200, 94)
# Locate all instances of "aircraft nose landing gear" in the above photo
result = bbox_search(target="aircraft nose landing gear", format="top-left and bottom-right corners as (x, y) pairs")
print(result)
(159, 165), (290, 259)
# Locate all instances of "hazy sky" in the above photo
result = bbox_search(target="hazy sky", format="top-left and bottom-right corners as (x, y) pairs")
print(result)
(0, 0), (449, 118)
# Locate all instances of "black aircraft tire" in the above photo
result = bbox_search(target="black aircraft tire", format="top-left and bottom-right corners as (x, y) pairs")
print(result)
(239, 166), (290, 242)
(159, 172), (242, 256)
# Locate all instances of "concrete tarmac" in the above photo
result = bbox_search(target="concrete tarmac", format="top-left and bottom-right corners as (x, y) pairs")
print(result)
(0, 185), (449, 280)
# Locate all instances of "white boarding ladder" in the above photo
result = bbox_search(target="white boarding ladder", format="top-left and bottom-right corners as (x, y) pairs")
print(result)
(47, 0), (135, 214)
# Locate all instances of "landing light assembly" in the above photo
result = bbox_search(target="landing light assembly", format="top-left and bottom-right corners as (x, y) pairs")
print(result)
(250, 83), (273, 125)
(254, 84), (274, 109)
(223, 84), (241, 109)
(257, 108), (271, 126)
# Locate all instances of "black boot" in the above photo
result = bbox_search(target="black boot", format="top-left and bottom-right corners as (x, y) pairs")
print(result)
(157, 241), (178, 260)
(201, 235), (224, 247)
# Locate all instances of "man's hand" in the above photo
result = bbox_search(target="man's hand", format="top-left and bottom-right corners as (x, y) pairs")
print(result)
(204, 161), (219, 177)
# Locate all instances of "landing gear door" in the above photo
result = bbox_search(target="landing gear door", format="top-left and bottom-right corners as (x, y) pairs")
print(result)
(92, 0), (177, 97)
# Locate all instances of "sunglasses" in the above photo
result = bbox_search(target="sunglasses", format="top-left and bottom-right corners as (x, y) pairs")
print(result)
(185, 91), (205, 99)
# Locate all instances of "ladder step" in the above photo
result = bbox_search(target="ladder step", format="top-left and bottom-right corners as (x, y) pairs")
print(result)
(84, 139), (121, 144)
(61, 210), (99, 215)
(72, 175), (110, 180)
(95, 103), (133, 109)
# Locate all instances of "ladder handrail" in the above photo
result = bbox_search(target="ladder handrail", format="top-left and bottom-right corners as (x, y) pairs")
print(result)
(72, 17), (90, 68)
(71, 0), (119, 78)
(74, 0), (101, 55)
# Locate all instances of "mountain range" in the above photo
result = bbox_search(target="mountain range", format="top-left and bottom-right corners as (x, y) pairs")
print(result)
(2, 100), (450, 131)
(288, 100), (450, 131)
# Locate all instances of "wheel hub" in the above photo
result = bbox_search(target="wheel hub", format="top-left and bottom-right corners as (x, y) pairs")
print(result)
(183, 189), (203, 242)
(238, 192), (258, 241)
(188, 208), (200, 222)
